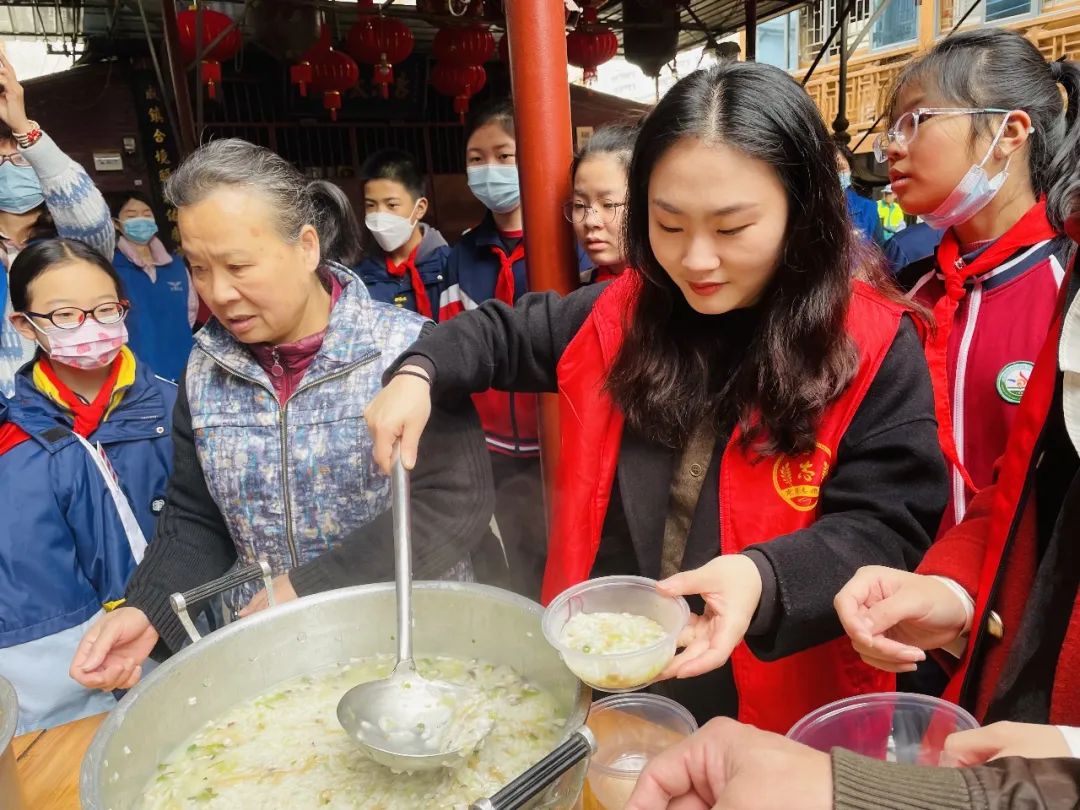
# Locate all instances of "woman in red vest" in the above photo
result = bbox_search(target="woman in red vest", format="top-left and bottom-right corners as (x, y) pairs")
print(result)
(365, 61), (949, 732)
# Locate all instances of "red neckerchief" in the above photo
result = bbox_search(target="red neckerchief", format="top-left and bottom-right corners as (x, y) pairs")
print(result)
(491, 232), (525, 305)
(0, 423), (30, 455)
(929, 198), (1058, 494)
(593, 265), (624, 283)
(386, 243), (432, 318)
(38, 354), (124, 437)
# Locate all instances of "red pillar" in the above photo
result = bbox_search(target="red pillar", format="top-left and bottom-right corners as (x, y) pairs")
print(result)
(504, 0), (580, 518)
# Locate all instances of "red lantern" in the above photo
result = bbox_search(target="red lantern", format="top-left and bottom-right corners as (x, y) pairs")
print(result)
(431, 63), (487, 122)
(289, 61), (313, 97)
(346, 5), (414, 100)
(201, 60), (222, 99)
(303, 26), (360, 121)
(176, 6), (242, 100)
(432, 23), (495, 67)
(566, 7), (618, 84)
(176, 7), (243, 63)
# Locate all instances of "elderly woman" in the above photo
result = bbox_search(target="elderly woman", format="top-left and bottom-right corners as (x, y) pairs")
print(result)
(70, 139), (498, 690)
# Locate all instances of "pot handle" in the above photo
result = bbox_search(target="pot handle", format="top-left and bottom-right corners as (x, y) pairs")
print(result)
(169, 560), (274, 644)
(470, 726), (597, 810)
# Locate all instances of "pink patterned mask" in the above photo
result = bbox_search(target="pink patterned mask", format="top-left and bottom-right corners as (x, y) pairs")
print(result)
(26, 317), (128, 370)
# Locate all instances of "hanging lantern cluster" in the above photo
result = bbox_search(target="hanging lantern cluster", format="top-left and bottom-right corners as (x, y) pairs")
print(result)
(346, 0), (415, 99)
(430, 21), (494, 122)
(176, 5), (243, 100)
(293, 25), (360, 120)
(566, 7), (618, 85)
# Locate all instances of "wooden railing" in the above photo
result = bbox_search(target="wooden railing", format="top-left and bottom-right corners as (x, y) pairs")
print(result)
(801, 3), (1080, 151)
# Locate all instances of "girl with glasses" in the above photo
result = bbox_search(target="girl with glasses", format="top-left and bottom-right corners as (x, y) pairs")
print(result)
(880, 30), (1080, 543)
(0, 238), (175, 731)
(566, 123), (637, 282)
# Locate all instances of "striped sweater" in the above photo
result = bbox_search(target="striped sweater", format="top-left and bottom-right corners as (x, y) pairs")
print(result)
(0, 133), (115, 396)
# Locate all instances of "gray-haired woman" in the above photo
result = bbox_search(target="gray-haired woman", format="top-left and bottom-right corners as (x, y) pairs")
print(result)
(69, 139), (500, 690)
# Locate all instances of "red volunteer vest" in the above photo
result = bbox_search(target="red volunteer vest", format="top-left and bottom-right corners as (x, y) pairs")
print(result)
(544, 273), (905, 733)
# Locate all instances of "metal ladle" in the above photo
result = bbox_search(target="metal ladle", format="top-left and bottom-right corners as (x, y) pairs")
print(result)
(337, 450), (490, 772)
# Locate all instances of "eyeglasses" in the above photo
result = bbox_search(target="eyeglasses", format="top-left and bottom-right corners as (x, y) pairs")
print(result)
(24, 301), (129, 330)
(872, 108), (1011, 163)
(562, 200), (626, 225)
(0, 152), (31, 168)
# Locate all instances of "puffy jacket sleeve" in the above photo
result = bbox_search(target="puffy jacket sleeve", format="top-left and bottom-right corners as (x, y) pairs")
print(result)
(21, 132), (115, 258)
(124, 374), (237, 654)
(61, 447), (139, 605)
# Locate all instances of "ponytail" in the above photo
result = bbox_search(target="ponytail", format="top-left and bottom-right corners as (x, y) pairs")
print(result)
(308, 179), (364, 268)
(1046, 58), (1080, 232)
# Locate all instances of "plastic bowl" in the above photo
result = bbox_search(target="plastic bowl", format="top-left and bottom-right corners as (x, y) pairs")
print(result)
(584, 694), (699, 810)
(542, 576), (690, 693)
(787, 692), (979, 765)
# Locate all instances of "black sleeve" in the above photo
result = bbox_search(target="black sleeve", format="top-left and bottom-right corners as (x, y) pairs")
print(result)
(124, 374), (238, 654)
(288, 397), (495, 592)
(385, 283), (605, 397)
(744, 318), (948, 660)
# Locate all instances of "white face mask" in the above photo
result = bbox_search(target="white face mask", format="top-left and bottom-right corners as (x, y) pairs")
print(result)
(923, 117), (1013, 231)
(365, 202), (420, 253)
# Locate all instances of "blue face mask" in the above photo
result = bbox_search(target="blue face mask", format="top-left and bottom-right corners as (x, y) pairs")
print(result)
(838, 170), (852, 191)
(121, 217), (159, 244)
(0, 163), (44, 214)
(467, 165), (521, 215)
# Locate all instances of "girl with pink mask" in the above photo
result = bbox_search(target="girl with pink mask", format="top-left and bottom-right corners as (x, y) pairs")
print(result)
(0, 238), (174, 731)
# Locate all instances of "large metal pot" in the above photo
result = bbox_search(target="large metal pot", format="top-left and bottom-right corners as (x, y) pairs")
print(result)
(82, 581), (592, 809)
(0, 674), (26, 810)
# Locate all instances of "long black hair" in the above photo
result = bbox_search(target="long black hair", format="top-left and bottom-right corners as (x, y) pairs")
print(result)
(887, 29), (1080, 231)
(607, 60), (859, 456)
(9, 238), (125, 312)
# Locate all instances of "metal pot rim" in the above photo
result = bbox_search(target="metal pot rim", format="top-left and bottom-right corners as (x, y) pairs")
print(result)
(81, 580), (590, 805)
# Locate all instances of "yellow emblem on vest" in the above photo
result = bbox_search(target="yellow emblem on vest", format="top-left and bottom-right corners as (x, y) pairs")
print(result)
(772, 442), (833, 512)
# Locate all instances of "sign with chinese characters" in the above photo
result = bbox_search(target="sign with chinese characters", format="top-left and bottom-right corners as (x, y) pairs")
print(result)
(130, 64), (183, 248)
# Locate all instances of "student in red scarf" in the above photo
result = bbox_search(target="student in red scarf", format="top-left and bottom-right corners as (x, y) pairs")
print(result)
(439, 99), (595, 601)
(0, 238), (174, 732)
(354, 149), (451, 320)
(886, 31), (1080, 538)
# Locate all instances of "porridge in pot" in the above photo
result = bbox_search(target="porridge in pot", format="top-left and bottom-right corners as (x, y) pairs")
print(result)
(140, 654), (566, 809)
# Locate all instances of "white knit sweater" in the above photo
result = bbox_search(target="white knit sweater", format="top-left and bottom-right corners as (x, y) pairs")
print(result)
(0, 133), (115, 397)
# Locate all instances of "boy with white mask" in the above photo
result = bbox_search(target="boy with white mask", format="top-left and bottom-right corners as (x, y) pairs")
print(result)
(355, 149), (450, 321)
